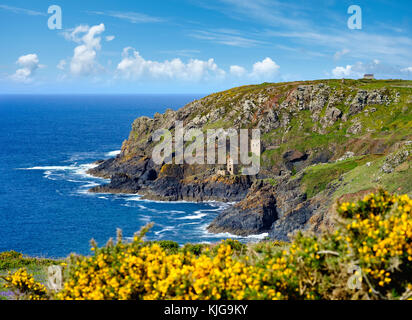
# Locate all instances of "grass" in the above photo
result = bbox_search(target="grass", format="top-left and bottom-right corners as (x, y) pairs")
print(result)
(332, 156), (412, 200)
(0, 251), (61, 300)
(300, 155), (378, 199)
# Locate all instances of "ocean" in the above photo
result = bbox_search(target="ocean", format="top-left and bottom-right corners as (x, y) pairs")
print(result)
(0, 94), (266, 258)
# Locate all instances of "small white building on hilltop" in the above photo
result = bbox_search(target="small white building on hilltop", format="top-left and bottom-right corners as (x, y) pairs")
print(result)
(363, 74), (375, 80)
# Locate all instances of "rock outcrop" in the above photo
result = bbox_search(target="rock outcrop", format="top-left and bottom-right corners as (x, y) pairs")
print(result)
(88, 79), (412, 241)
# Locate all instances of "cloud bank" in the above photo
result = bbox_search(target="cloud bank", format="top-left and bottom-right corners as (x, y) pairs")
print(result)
(65, 23), (105, 76)
(11, 54), (41, 83)
(116, 47), (226, 82)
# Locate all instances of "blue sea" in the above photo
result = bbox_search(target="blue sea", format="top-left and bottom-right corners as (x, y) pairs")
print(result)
(0, 95), (266, 258)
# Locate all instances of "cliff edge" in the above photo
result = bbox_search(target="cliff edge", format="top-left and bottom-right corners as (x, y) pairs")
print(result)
(88, 79), (412, 240)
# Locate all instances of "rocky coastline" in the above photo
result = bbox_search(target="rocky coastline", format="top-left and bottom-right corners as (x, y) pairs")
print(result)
(87, 79), (412, 241)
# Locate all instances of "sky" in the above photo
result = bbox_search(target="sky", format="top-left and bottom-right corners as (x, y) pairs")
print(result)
(0, 0), (411, 94)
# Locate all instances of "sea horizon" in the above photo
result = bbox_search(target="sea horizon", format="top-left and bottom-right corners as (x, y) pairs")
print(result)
(0, 94), (267, 258)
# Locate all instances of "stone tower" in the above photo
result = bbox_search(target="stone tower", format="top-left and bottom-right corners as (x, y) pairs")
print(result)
(227, 156), (236, 175)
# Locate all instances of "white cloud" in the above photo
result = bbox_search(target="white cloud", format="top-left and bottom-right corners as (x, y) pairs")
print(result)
(116, 47), (225, 82)
(105, 35), (115, 42)
(190, 29), (265, 48)
(57, 59), (66, 70)
(66, 23), (106, 76)
(0, 4), (45, 16)
(11, 53), (40, 83)
(332, 60), (410, 79)
(230, 65), (247, 77)
(267, 29), (412, 66)
(401, 67), (412, 73)
(332, 65), (356, 78)
(334, 48), (350, 60)
(250, 57), (279, 80)
(89, 11), (164, 24)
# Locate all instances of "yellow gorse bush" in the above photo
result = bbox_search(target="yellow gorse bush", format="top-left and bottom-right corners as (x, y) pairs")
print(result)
(3, 190), (412, 300)
(1, 268), (48, 300)
(336, 192), (412, 298)
(57, 241), (282, 300)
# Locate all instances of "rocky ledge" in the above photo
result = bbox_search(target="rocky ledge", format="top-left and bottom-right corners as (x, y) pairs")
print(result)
(88, 79), (412, 241)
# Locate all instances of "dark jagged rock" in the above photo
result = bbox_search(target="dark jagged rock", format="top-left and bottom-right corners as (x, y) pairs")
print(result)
(207, 182), (278, 236)
(268, 200), (320, 241)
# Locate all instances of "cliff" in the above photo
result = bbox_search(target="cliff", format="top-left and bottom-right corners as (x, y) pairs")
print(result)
(88, 79), (412, 240)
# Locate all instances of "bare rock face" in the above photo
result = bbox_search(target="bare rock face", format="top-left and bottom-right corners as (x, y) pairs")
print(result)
(320, 106), (342, 128)
(281, 84), (330, 117)
(348, 89), (391, 116)
(283, 150), (307, 162)
(207, 181), (278, 236)
(257, 107), (280, 133)
(309, 85), (331, 122)
(381, 144), (411, 173)
(347, 121), (363, 135)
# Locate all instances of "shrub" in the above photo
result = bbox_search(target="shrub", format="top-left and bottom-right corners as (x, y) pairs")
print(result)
(57, 240), (280, 300)
(0, 250), (56, 270)
(213, 239), (246, 255)
(3, 190), (412, 300)
(144, 240), (179, 254)
(1, 268), (48, 300)
(182, 244), (206, 256)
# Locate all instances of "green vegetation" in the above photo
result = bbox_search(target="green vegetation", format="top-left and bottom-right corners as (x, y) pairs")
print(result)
(144, 240), (180, 254)
(0, 251), (60, 300)
(332, 156), (412, 200)
(0, 251), (57, 271)
(2, 191), (412, 300)
(301, 155), (378, 199)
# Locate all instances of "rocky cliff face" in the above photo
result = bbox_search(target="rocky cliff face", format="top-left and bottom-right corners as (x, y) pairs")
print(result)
(88, 79), (412, 241)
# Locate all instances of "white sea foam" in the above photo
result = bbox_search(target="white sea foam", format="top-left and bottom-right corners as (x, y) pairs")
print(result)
(201, 230), (243, 239)
(246, 233), (269, 240)
(20, 163), (100, 180)
(138, 215), (152, 222)
(21, 161), (109, 198)
(105, 150), (121, 157)
(177, 214), (207, 220)
(154, 226), (175, 236)
(137, 198), (201, 204)
(198, 223), (268, 241)
(81, 181), (100, 188)
(178, 222), (199, 226)
(177, 210), (207, 220)
(201, 204), (229, 212)
(73, 163), (100, 179)
(66, 179), (84, 183)
(21, 166), (76, 171)
(126, 195), (143, 201)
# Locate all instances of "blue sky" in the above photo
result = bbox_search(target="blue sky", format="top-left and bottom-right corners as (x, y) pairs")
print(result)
(0, 0), (411, 94)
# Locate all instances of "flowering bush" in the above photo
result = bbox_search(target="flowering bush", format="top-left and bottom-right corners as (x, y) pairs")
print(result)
(2, 190), (412, 300)
(1, 268), (48, 300)
(57, 227), (281, 300)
